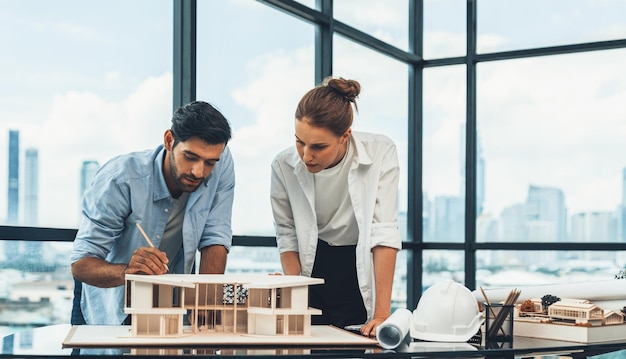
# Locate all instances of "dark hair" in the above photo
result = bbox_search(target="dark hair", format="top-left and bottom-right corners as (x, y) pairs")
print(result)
(171, 101), (232, 146)
(295, 77), (360, 137)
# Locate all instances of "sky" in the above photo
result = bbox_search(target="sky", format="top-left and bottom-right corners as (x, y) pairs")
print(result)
(1, 0), (626, 235)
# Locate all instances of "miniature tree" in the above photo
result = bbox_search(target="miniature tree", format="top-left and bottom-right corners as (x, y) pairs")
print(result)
(519, 299), (536, 313)
(541, 294), (561, 314)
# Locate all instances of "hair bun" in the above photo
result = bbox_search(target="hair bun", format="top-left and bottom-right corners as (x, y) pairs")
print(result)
(324, 77), (361, 102)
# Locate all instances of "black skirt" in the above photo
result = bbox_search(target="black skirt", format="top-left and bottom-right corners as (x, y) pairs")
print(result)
(309, 238), (367, 328)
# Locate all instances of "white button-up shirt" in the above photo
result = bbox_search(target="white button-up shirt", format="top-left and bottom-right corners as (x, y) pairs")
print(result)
(270, 131), (402, 319)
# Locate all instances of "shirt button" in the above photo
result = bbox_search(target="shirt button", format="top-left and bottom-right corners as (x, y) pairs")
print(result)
(156, 234), (161, 239)
(164, 208), (169, 213)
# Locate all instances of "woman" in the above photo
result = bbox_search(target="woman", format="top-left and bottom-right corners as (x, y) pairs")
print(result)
(270, 76), (402, 337)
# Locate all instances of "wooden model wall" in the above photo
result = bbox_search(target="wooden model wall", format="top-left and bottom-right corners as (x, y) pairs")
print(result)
(183, 283), (248, 334)
(124, 280), (188, 337)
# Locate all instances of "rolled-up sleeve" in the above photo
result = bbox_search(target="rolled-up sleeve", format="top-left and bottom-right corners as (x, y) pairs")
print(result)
(370, 142), (402, 250)
(199, 147), (235, 251)
(71, 170), (131, 264)
(270, 159), (299, 254)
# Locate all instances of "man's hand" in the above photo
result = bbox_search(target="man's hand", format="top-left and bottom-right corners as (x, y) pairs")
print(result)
(125, 247), (169, 275)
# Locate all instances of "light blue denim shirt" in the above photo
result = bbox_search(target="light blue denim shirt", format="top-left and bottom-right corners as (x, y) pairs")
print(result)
(70, 144), (235, 325)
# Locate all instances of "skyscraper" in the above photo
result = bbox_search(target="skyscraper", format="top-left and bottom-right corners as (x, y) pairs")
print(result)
(433, 195), (464, 242)
(7, 130), (19, 224)
(80, 160), (100, 196)
(476, 138), (485, 216)
(459, 124), (485, 216)
(79, 160), (100, 225)
(23, 148), (43, 259)
(525, 185), (567, 242)
(24, 148), (39, 225)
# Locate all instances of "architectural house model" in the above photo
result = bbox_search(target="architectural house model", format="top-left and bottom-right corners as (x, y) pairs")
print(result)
(123, 274), (324, 338)
(514, 297), (626, 343)
(518, 298), (624, 326)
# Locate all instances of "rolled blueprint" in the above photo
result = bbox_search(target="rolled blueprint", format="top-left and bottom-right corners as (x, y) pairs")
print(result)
(376, 308), (412, 349)
(473, 280), (626, 311)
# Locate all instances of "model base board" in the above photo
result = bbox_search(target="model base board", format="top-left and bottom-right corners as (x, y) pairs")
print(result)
(514, 320), (626, 343)
(62, 325), (378, 348)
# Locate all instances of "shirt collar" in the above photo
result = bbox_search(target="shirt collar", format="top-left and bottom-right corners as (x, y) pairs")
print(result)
(153, 145), (173, 201)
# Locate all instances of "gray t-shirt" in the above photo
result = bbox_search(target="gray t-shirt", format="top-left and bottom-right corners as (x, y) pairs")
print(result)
(159, 191), (189, 270)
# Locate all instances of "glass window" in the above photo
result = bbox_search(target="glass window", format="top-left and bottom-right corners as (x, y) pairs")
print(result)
(0, 0), (171, 335)
(225, 247), (281, 275)
(334, 35), (409, 310)
(424, 250), (465, 290)
(0, 240), (74, 335)
(477, 49), (626, 243)
(423, 65), (466, 243)
(477, 250), (623, 288)
(424, 0), (466, 59)
(333, 0), (408, 51)
(477, 0), (626, 53)
(0, 0), (172, 229)
(333, 35), (409, 215)
(197, 1), (314, 237)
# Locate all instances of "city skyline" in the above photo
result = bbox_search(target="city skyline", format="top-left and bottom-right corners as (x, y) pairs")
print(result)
(5, 126), (626, 246)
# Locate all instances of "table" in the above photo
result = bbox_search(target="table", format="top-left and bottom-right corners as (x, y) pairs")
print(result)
(2, 324), (626, 358)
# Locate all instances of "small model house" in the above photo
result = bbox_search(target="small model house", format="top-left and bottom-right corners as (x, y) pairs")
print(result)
(548, 299), (604, 326)
(124, 274), (323, 338)
(604, 311), (625, 325)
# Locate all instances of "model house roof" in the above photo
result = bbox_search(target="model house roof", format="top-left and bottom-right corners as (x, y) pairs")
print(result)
(125, 273), (324, 288)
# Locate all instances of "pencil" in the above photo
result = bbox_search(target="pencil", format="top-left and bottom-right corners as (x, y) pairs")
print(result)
(487, 288), (520, 338)
(135, 222), (168, 272)
(481, 287), (506, 336)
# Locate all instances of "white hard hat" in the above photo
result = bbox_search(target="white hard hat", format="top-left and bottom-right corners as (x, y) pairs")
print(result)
(410, 280), (484, 342)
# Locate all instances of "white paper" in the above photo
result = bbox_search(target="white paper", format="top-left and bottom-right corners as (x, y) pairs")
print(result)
(376, 308), (412, 349)
(473, 280), (626, 311)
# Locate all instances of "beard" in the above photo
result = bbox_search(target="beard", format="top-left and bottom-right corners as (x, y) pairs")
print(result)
(169, 155), (204, 193)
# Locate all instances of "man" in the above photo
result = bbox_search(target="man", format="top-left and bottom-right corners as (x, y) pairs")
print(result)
(71, 100), (235, 325)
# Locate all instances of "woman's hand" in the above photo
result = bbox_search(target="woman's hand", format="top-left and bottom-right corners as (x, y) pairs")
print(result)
(360, 316), (387, 338)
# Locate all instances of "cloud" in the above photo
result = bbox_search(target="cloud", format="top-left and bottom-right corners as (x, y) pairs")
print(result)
(334, 0), (407, 30)
(477, 34), (510, 54)
(227, 47), (313, 234)
(230, 48), (312, 157)
(49, 20), (112, 44)
(4, 0), (626, 235)
(425, 31), (468, 59)
(4, 72), (173, 227)
(477, 50), (626, 215)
